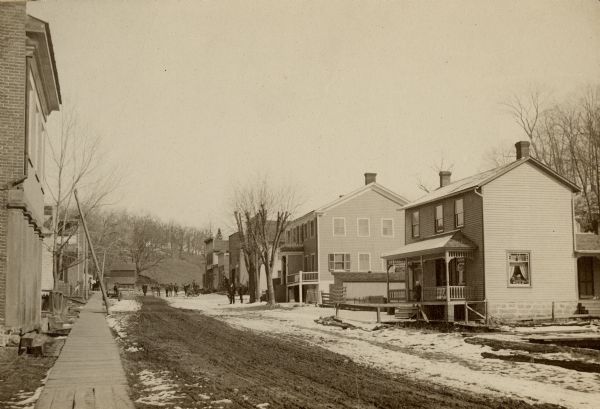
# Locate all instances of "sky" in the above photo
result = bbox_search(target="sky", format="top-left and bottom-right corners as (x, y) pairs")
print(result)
(28, 0), (600, 234)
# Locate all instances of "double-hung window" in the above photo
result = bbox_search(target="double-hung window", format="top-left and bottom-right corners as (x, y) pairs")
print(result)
(358, 253), (371, 272)
(507, 252), (531, 287)
(435, 205), (444, 233)
(357, 218), (370, 237)
(455, 198), (464, 228)
(381, 219), (394, 237)
(328, 253), (351, 271)
(333, 217), (346, 236)
(411, 211), (420, 238)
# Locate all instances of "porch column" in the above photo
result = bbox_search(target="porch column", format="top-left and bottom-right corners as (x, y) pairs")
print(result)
(299, 270), (303, 303)
(445, 252), (453, 321)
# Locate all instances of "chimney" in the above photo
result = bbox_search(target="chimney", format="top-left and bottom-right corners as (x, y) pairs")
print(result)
(439, 171), (451, 188)
(364, 172), (377, 185)
(515, 140), (530, 160)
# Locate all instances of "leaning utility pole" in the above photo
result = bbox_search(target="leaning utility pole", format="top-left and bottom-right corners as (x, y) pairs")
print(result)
(74, 189), (110, 314)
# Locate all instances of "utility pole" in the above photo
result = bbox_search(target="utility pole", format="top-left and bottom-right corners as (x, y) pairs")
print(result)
(74, 189), (110, 314)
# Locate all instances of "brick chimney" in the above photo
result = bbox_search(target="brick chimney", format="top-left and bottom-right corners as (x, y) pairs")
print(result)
(515, 141), (530, 160)
(439, 171), (451, 188)
(364, 172), (377, 185)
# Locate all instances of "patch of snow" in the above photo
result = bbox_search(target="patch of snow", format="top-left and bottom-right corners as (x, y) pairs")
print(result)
(135, 369), (182, 406)
(110, 299), (141, 313)
(256, 403), (270, 408)
(212, 398), (233, 404)
(167, 294), (600, 409)
(126, 346), (142, 352)
(198, 393), (211, 400)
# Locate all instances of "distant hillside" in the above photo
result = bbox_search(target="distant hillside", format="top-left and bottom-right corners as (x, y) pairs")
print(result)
(144, 257), (204, 285)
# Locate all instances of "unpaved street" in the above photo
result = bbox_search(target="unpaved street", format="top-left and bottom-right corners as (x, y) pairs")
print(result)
(117, 297), (561, 409)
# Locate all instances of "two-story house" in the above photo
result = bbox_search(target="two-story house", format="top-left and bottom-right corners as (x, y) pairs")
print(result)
(203, 237), (229, 290)
(383, 141), (580, 322)
(1, 5), (61, 335)
(280, 173), (409, 302)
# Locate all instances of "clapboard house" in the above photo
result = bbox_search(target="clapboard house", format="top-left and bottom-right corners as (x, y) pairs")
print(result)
(383, 141), (581, 322)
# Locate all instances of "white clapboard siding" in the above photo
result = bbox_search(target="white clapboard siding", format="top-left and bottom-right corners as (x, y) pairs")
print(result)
(318, 189), (406, 283)
(482, 161), (576, 304)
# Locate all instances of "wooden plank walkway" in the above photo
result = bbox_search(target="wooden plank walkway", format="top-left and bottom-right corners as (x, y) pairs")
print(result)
(35, 293), (135, 409)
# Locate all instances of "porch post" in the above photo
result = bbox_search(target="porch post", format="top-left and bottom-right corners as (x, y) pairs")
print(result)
(445, 251), (453, 321)
(299, 270), (303, 303)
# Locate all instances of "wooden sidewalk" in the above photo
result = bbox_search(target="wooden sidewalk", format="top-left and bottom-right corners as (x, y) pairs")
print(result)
(35, 293), (135, 409)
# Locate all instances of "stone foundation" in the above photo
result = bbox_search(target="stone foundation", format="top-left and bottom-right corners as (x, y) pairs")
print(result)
(487, 301), (578, 322)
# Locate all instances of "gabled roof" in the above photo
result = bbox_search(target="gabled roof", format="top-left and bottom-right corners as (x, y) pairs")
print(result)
(404, 157), (580, 210)
(316, 182), (409, 214)
(575, 233), (600, 253)
(381, 230), (477, 259)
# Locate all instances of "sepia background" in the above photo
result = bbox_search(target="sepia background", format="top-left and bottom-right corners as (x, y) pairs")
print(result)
(28, 0), (600, 231)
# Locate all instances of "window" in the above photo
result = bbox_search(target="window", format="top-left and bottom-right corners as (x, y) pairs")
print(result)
(411, 211), (420, 237)
(286, 230), (291, 244)
(435, 205), (444, 233)
(507, 252), (531, 287)
(381, 219), (394, 237)
(311, 253), (316, 271)
(328, 253), (351, 271)
(358, 253), (371, 272)
(304, 255), (309, 271)
(357, 218), (370, 237)
(333, 217), (346, 236)
(455, 198), (464, 228)
(311, 220), (315, 237)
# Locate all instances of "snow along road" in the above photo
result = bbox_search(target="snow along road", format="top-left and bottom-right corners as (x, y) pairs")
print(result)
(108, 295), (570, 408)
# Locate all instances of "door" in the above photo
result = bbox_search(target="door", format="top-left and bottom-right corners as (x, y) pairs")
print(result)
(577, 257), (595, 298)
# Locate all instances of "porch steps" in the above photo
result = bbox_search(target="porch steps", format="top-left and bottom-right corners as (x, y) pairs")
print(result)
(395, 305), (418, 320)
(578, 300), (600, 316)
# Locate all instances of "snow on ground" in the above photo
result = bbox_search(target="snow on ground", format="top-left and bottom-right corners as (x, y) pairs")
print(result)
(135, 369), (183, 407)
(106, 299), (141, 338)
(109, 299), (141, 313)
(167, 294), (600, 409)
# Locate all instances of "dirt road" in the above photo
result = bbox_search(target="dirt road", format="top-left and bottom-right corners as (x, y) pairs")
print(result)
(119, 297), (562, 409)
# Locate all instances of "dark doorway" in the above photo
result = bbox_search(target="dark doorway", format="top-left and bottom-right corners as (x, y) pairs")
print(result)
(578, 257), (595, 298)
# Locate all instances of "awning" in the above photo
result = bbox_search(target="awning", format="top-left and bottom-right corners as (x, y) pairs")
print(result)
(382, 230), (476, 260)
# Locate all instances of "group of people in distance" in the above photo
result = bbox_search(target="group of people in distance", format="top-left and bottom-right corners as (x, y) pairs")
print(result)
(223, 277), (245, 304)
(140, 281), (201, 297)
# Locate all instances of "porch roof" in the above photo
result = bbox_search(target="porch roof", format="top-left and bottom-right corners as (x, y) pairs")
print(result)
(381, 230), (476, 260)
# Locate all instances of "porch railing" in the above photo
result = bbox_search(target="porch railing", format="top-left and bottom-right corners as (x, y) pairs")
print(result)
(286, 271), (319, 285)
(423, 285), (470, 301)
(388, 289), (406, 302)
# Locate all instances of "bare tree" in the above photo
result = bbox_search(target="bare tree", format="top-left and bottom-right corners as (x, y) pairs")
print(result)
(124, 214), (169, 275)
(44, 106), (121, 289)
(233, 178), (299, 305)
(504, 85), (600, 232)
(233, 210), (260, 302)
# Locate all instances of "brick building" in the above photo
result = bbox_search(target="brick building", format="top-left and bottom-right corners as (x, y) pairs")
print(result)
(0, 2), (61, 333)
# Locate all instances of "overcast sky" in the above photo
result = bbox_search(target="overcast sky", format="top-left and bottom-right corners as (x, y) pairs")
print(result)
(29, 0), (600, 234)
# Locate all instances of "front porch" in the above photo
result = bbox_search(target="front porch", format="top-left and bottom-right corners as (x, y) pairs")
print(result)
(382, 230), (484, 322)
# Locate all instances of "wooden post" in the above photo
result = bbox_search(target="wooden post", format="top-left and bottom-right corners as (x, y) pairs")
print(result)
(299, 270), (303, 304)
(376, 307), (381, 323)
(484, 300), (488, 325)
(74, 190), (110, 314)
(445, 252), (453, 321)
(464, 302), (469, 323)
(335, 303), (339, 319)
(552, 301), (555, 321)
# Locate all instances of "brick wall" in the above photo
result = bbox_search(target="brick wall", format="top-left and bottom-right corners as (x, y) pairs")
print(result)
(0, 1), (27, 327)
